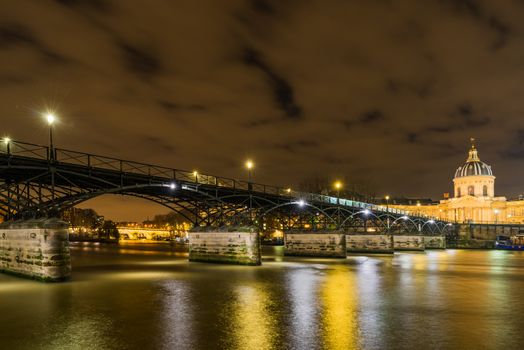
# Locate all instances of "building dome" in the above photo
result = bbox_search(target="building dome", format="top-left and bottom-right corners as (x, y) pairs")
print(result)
(454, 141), (493, 178)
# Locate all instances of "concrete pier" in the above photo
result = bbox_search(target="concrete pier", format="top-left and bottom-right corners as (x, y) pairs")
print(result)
(346, 234), (394, 254)
(188, 230), (261, 265)
(284, 233), (346, 258)
(423, 236), (446, 249)
(0, 218), (71, 281)
(393, 235), (425, 251)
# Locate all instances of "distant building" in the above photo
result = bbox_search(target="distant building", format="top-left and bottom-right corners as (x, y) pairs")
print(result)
(392, 139), (524, 224)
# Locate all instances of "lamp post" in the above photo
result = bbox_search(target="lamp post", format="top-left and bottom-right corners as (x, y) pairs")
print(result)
(46, 113), (56, 160)
(334, 181), (342, 229)
(245, 160), (254, 224)
(193, 170), (198, 183)
(3, 137), (10, 155)
(245, 160), (253, 183)
(385, 195), (390, 231)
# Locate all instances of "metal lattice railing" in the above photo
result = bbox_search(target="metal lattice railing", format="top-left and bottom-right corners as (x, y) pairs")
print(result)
(0, 140), (432, 219)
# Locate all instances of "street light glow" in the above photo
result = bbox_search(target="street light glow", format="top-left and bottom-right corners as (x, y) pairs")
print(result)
(363, 209), (371, 215)
(169, 183), (176, 190)
(428, 219), (435, 224)
(385, 195), (390, 200)
(3, 137), (10, 144)
(245, 160), (253, 169)
(298, 199), (306, 207)
(334, 181), (342, 190)
(193, 170), (198, 176)
(46, 113), (56, 125)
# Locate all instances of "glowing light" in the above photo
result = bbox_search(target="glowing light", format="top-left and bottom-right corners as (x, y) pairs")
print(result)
(169, 183), (176, 190)
(46, 113), (56, 125)
(193, 170), (198, 177)
(428, 219), (435, 224)
(3, 137), (10, 144)
(298, 200), (306, 207)
(494, 209), (500, 214)
(245, 160), (254, 169)
(416, 202), (421, 207)
(363, 209), (371, 215)
(385, 195), (390, 200)
(402, 215), (409, 220)
(286, 188), (291, 193)
(334, 181), (342, 190)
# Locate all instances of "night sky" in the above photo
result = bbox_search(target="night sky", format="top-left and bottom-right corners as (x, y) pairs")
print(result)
(2, 1), (524, 221)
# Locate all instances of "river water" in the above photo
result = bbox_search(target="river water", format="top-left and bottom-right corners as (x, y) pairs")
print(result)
(1, 243), (524, 350)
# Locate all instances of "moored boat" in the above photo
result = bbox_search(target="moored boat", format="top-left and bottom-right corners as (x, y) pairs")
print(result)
(495, 235), (524, 251)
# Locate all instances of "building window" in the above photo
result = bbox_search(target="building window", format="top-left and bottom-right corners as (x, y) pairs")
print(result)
(483, 185), (488, 196)
(457, 187), (461, 197)
(468, 186), (474, 196)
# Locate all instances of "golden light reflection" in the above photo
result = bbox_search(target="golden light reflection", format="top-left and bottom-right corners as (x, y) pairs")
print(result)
(233, 285), (276, 350)
(321, 267), (359, 350)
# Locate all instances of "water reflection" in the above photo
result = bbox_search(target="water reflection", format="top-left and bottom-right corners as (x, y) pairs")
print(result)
(232, 284), (276, 350)
(1, 244), (524, 349)
(321, 266), (359, 350)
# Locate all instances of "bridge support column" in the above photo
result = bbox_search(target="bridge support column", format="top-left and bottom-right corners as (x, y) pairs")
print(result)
(188, 229), (261, 265)
(393, 235), (425, 251)
(346, 234), (394, 254)
(0, 218), (71, 282)
(284, 232), (346, 258)
(423, 236), (446, 249)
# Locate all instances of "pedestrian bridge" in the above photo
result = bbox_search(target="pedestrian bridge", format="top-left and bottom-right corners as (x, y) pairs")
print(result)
(0, 139), (451, 234)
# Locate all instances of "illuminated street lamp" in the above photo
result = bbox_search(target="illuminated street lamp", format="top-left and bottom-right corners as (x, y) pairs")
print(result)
(334, 181), (342, 228)
(193, 170), (198, 182)
(45, 113), (56, 159)
(245, 160), (254, 183)
(385, 195), (390, 231)
(494, 209), (500, 224)
(3, 137), (10, 154)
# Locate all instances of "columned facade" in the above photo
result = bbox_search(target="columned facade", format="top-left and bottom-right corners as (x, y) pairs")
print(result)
(392, 140), (524, 224)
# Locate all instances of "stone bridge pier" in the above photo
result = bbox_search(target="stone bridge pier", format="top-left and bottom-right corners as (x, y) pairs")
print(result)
(0, 218), (71, 281)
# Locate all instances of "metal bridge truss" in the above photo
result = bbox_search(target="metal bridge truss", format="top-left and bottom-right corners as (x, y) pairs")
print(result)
(0, 141), (452, 234)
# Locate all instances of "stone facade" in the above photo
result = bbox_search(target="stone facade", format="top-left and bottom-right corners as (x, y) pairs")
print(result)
(423, 236), (446, 249)
(284, 233), (346, 258)
(0, 218), (71, 281)
(393, 236), (424, 251)
(346, 234), (394, 254)
(188, 231), (261, 265)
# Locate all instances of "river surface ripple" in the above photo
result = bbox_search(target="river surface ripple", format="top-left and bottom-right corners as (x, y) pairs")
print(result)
(1, 243), (523, 350)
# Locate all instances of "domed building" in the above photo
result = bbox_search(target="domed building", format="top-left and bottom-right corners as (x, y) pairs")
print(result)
(392, 139), (524, 224)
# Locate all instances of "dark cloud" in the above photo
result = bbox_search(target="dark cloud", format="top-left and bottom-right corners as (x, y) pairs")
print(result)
(0, 22), (69, 63)
(119, 42), (163, 80)
(1, 0), (524, 220)
(243, 47), (302, 119)
(274, 139), (318, 153)
(54, 0), (114, 13)
(142, 136), (175, 154)
(250, 0), (275, 14)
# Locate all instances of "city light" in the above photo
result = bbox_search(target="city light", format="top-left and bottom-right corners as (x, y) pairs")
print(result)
(402, 215), (409, 220)
(3, 137), (10, 144)
(169, 183), (176, 190)
(385, 195), (390, 200)
(298, 199), (306, 207)
(245, 160), (253, 169)
(286, 188), (291, 193)
(46, 113), (56, 125)
(428, 219), (435, 224)
(193, 170), (198, 176)
(363, 209), (371, 215)
(334, 181), (342, 190)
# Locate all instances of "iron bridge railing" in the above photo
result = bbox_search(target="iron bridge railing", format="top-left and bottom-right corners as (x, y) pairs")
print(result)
(1, 140), (435, 219)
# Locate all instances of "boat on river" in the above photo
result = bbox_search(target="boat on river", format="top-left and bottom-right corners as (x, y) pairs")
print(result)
(495, 235), (524, 251)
